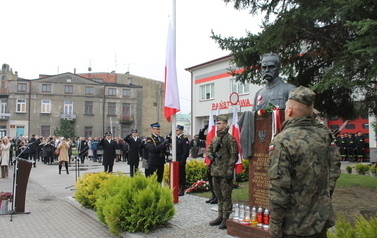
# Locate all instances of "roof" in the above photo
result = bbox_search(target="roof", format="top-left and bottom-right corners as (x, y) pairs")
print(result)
(185, 54), (233, 72)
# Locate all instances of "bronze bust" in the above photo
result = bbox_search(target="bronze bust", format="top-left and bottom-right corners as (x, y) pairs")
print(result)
(252, 53), (296, 111)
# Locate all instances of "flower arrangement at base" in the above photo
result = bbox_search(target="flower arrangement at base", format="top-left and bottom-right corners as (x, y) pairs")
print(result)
(0, 191), (12, 201)
(257, 103), (279, 116)
(185, 180), (210, 193)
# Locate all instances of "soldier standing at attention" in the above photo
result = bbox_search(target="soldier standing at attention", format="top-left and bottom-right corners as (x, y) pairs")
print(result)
(145, 122), (169, 183)
(175, 125), (190, 196)
(268, 86), (341, 237)
(208, 115), (238, 230)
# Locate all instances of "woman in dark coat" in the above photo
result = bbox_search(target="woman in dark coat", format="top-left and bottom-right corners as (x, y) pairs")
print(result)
(124, 129), (143, 177)
(98, 132), (117, 173)
(78, 137), (89, 164)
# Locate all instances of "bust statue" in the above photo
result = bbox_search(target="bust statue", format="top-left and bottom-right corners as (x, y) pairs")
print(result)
(252, 53), (296, 111)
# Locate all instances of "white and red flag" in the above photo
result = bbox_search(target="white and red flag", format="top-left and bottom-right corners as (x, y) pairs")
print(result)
(204, 110), (216, 165)
(164, 21), (180, 122)
(232, 106), (243, 174)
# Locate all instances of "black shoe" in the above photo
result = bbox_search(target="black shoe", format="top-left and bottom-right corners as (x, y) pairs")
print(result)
(209, 217), (222, 226)
(219, 219), (227, 229)
(210, 198), (218, 204)
(179, 192), (184, 196)
(206, 197), (215, 203)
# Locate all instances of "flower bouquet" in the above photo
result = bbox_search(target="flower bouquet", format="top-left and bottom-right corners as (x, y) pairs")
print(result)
(185, 180), (210, 193)
(257, 103), (279, 116)
(0, 191), (12, 201)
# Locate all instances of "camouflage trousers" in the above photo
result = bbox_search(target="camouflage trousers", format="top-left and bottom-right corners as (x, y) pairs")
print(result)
(212, 176), (233, 219)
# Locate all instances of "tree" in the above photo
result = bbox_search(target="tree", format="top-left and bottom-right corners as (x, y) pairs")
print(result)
(54, 119), (77, 140)
(212, 0), (377, 119)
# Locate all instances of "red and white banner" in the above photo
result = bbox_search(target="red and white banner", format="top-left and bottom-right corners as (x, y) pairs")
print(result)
(204, 110), (216, 166)
(164, 21), (180, 122)
(232, 106), (243, 174)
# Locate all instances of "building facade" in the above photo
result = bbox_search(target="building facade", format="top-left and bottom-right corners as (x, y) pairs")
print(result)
(0, 64), (145, 139)
(186, 55), (263, 136)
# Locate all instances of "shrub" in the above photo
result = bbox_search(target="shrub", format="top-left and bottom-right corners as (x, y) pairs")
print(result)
(354, 163), (370, 175)
(370, 164), (377, 176)
(236, 159), (249, 182)
(163, 159), (207, 185)
(74, 172), (114, 209)
(345, 166), (352, 174)
(95, 172), (175, 234)
(327, 213), (377, 238)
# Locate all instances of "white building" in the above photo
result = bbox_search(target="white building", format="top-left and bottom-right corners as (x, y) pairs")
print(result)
(186, 55), (263, 136)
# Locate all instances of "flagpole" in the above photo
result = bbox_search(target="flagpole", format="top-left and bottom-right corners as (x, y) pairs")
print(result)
(171, 0), (177, 162)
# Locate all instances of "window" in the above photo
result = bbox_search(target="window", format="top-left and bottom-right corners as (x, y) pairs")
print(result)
(123, 89), (131, 97)
(345, 124), (355, 129)
(200, 83), (214, 100)
(85, 86), (94, 95)
(107, 127), (115, 134)
(64, 101), (73, 115)
(362, 123), (369, 129)
(16, 99), (26, 112)
(41, 100), (51, 113)
(65, 85), (73, 94)
(231, 79), (249, 94)
(84, 126), (93, 138)
(41, 126), (50, 137)
(17, 83), (27, 92)
(122, 103), (130, 116)
(0, 99), (7, 119)
(108, 102), (116, 115)
(122, 126), (130, 138)
(84, 101), (93, 115)
(329, 125), (339, 130)
(330, 116), (339, 121)
(42, 84), (51, 93)
(108, 88), (117, 96)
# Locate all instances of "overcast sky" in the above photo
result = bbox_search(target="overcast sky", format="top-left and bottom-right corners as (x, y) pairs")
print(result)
(1, 0), (263, 114)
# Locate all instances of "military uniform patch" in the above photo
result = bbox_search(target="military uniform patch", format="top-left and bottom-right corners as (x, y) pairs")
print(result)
(269, 144), (275, 151)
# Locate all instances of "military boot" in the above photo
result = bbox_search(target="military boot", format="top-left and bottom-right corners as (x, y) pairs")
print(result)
(209, 217), (223, 226)
(219, 218), (227, 229)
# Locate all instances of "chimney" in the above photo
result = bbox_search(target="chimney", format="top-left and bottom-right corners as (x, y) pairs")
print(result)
(74, 68), (76, 74)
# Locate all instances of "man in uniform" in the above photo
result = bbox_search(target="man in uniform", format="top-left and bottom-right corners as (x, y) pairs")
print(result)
(99, 132), (117, 173)
(124, 129), (143, 177)
(208, 115), (238, 229)
(145, 122), (169, 183)
(175, 125), (190, 196)
(354, 131), (365, 162)
(253, 53), (296, 111)
(268, 86), (341, 237)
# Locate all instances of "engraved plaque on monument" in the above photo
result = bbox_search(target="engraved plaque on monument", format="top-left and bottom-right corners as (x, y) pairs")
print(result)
(227, 111), (284, 238)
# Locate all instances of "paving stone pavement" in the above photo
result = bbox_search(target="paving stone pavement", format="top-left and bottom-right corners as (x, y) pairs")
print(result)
(0, 159), (233, 238)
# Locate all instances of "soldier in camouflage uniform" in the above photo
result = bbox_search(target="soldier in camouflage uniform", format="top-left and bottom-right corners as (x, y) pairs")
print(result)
(268, 86), (341, 237)
(208, 115), (238, 229)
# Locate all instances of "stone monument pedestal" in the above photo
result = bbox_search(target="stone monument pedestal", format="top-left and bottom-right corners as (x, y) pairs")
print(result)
(227, 111), (284, 238)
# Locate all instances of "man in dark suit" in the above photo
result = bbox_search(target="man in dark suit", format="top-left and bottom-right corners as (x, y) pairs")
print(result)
(145, 122), (169, 183)
(99, 132), (117, 173)
(124, 129), (143, 177)
(176, 125), (190, 196)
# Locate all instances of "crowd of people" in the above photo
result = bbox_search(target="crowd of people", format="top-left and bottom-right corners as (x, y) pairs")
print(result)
(334, 131), (365, 162)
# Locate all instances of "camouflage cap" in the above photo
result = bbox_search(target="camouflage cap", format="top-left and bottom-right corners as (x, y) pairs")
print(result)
(216, 115), (228, 122)
(288, 86), (315, 106)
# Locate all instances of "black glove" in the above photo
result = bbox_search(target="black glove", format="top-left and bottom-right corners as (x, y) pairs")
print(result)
(226, 174), (233, 183)
(163, 139), (170, 145)
(208, 154), (214, 161)
(203, 124), (209, 131)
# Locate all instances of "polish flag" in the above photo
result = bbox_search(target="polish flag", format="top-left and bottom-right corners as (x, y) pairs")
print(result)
(164, 21), (180, 122)
(204, 110), (216, 165)
(232, 106), (243, 174)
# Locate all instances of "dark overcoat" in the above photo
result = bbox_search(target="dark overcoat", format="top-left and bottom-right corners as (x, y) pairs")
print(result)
(99, 139), (117, 166)
(124, 135), (143, 166)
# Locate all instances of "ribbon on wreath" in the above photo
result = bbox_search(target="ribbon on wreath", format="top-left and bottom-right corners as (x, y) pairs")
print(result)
(271, 109), (282, 141)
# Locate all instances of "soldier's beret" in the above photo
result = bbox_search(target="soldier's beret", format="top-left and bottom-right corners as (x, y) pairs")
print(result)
(150, 122), (160, 128)
(176, 125), (184, 130)
(216, 115), (228, 122)
(131, 129), (138, 133)
(105, 131), (112, 136)
(288, 86), (315, 106)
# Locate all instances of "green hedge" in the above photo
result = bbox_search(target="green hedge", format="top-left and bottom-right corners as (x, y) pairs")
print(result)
(328, 214), (377, 238)
(75, 172), (175, 235)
